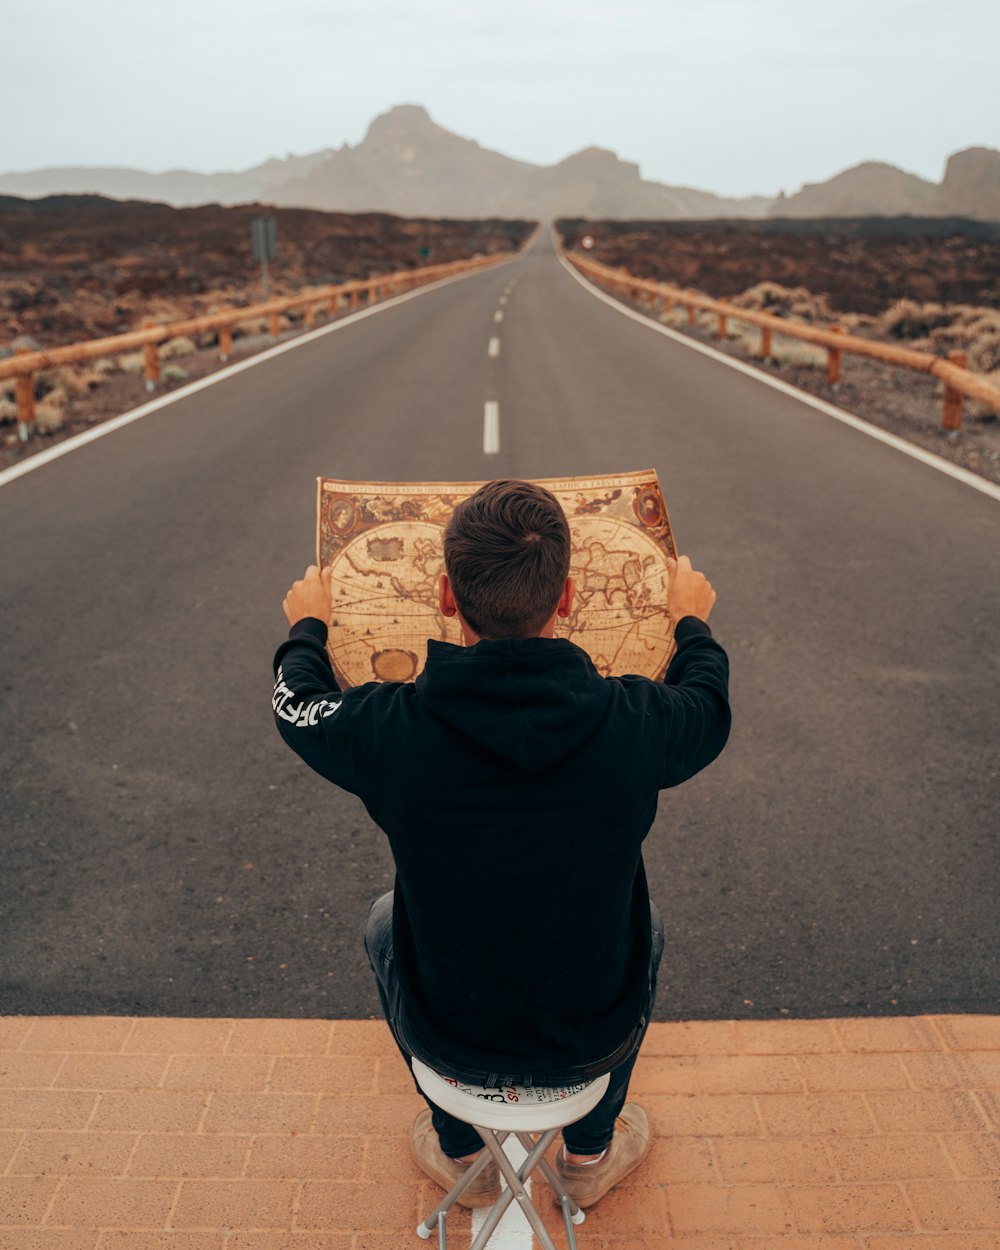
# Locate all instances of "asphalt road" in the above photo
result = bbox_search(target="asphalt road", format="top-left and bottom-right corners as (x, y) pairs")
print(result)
(1, 229), (998, 1021)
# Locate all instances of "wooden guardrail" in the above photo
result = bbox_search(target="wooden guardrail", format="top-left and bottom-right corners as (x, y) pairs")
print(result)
(2, 251), (513, 439)
(567, 251), (1000, 430)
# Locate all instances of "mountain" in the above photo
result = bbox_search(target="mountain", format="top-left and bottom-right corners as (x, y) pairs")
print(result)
(1, 107), (996, 220)
(776, 147), (1000, 220)
(0, 104), (768, 220)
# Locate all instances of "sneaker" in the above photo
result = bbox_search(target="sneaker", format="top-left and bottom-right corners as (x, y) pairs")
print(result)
(554, 1103), (651, 1207)
(409, 1109), (501, 1208)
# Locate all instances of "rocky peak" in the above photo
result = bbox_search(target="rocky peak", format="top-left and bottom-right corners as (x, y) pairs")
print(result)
(939, 146), (1000, 217)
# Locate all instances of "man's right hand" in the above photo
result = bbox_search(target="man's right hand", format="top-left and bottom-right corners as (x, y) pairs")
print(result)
(667, 555), (716, 622)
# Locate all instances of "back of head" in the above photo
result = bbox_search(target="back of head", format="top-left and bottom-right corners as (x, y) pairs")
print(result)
(444, 479), (571, 639)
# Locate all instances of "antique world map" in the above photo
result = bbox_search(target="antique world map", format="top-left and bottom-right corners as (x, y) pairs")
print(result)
(316, 471), (678, 688)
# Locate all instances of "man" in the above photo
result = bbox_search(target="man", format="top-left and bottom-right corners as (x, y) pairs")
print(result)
(273, 479), (729, 1209)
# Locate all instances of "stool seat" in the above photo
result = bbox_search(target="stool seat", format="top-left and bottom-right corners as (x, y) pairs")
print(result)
(411, 1057), (610, 1132)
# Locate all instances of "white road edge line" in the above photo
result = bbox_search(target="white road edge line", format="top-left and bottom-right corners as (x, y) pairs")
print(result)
(494, 309), (504, 323)
(556, 243), (1000, 505)
(500, 295), (508, 305)
(483, 400), (500, 455)
(0, 259), (517, 490)
(488, 337), (501, 358)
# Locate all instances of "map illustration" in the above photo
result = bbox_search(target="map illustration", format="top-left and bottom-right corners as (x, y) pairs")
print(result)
(316, 471), (678, 688)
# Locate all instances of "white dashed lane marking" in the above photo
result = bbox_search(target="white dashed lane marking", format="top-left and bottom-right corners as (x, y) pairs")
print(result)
(483, 401), (500, 456)
(488, 337), (501, 358)
(494, 309), (504, 323)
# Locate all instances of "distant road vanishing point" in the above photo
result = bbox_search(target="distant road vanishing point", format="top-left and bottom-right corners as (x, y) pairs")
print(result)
(1, 227), (997, 1023)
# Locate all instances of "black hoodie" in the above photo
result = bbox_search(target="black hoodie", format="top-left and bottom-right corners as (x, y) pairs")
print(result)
(272, 615), (730, 1076)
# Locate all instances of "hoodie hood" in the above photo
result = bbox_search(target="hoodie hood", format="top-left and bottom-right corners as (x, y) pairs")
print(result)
(414, 637), (612, 774)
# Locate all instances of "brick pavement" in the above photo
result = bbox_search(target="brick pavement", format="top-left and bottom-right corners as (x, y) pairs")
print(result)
(1, 1014), (998, 1248)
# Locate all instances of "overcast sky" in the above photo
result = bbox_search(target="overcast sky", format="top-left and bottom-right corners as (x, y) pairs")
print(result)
(4, 0), (997, 197)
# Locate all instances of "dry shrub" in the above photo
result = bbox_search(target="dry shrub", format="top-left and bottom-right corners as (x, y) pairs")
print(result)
(160, 335), (197, 360)
(34, 387), (68, 434)
(56, 365), (103, 399)
(0, 397), (17, 424)
(877, 300), (954, 340)
(118, 350), (144, 374)
(731, 281), (835, 323)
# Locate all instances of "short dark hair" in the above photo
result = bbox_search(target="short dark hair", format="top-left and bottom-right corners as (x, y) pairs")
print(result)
(444, 479), (571, 639)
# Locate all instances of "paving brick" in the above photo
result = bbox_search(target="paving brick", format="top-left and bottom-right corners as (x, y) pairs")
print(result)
(631, 1056), (701, 1093)
(89, 1092), (209, 1133)
(23, 1018), (133, 1053)
(697, 1055), (804, 1093)
(360, 1134), (421, 1183)
(867, 1237), (1000, 1250)
(905, 1179), (1000, 1229)
(834, 1018), (944, 1053)
(714, 1136), (837, 1183)
(666, 1182), (791, 1234)
(10, 1131), (137, 1178)
(172, 1179), (297, 1228)
(867, 1090), (990, 1134)
(226, 1022), (331, 1056)
(125, 1020), (234, 1054)
(643, 1136), (717, 1183)
(737, 1020), (842, 1055)
(97, 1233), (223, 1249)
(0, 1176), (60, 1223)
(128, 1134), (251, 1178)
(940, 1132), (1000, 1178)
(245, 1135), (362, 1180)
(585, 1240), (733, 1250)
(269, 1056), (376, 1094)
(46, 1178), (178, 1227)
(0, 1091), (98, 1131)
(903, 1051), (1000, 1089)
(642, 1094), (761, 1137)
(201, 1093), (316, 1135)
(743, 1240), (863, 1250)
(373, 1055), (415, 1094)
(224, 1236), (352, 1250)
(0, 1018), (35, 1050)
(975, 1090), (1000, 1128)
(53, 1054), (170, 1090)
(162, 1056), (273, 1093)
(788, 1182), (914, 1232)
(327, 1020), (395, 1057)
(355, 1233), (450, 1250)
(934, 1016), (1000, 1051)
(0, 1129), (24, 1171)
(7, 1233), (101, 1250)
(297, 1181), (416, 1230)
(756, 1093), (876, 1136)
(564, 1182), (670, 1233)
(314, 1094), (422, 1137)
(641, 1021), (740, 1056)
(798, 1054), (910, 1092)
(828, 1134), (954, 1181)
(0, 1053), (67, 1088)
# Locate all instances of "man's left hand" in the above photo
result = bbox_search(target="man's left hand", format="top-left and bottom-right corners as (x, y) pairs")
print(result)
(283, 565), (332, 627)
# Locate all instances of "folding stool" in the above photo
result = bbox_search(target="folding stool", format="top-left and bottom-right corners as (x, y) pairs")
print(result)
(412, 1056), (611, 1250)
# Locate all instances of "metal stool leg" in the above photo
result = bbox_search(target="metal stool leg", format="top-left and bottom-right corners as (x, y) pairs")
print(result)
(415, 1146), (499, 1243)
(514, 1131), (586, 1248)
(470, 1128), (560, 1250)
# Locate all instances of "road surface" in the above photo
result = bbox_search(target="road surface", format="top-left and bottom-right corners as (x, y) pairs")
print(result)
(1, 229), (997, 1021)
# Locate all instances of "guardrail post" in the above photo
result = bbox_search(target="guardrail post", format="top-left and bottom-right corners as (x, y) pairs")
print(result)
(219, 324), (232, 362)
(716, 300), (729, 339)
(662, 293), (674, 318)
(942, 351), (967, 432)
(687, 297), (697, 327)
(760, 325), (773, 360)
(304, 302), (316, 329)
(329, 289), (340, 316)
(14, 348), (34, 441)
(350, 286), (360, 309)
(827, 325), (844, 387)
(269, 311), (281, 338)
(142, 322), (160, 392)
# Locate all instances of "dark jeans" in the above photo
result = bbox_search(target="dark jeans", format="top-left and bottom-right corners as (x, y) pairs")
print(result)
(363, 889), (665, 1158)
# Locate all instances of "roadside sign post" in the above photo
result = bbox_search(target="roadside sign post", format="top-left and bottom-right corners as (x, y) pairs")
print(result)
(250, 216), (278, 302)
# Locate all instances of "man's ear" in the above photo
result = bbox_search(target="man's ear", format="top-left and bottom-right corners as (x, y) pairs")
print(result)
(556, 576), (575, 619)
(439, 573), (458, 618)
